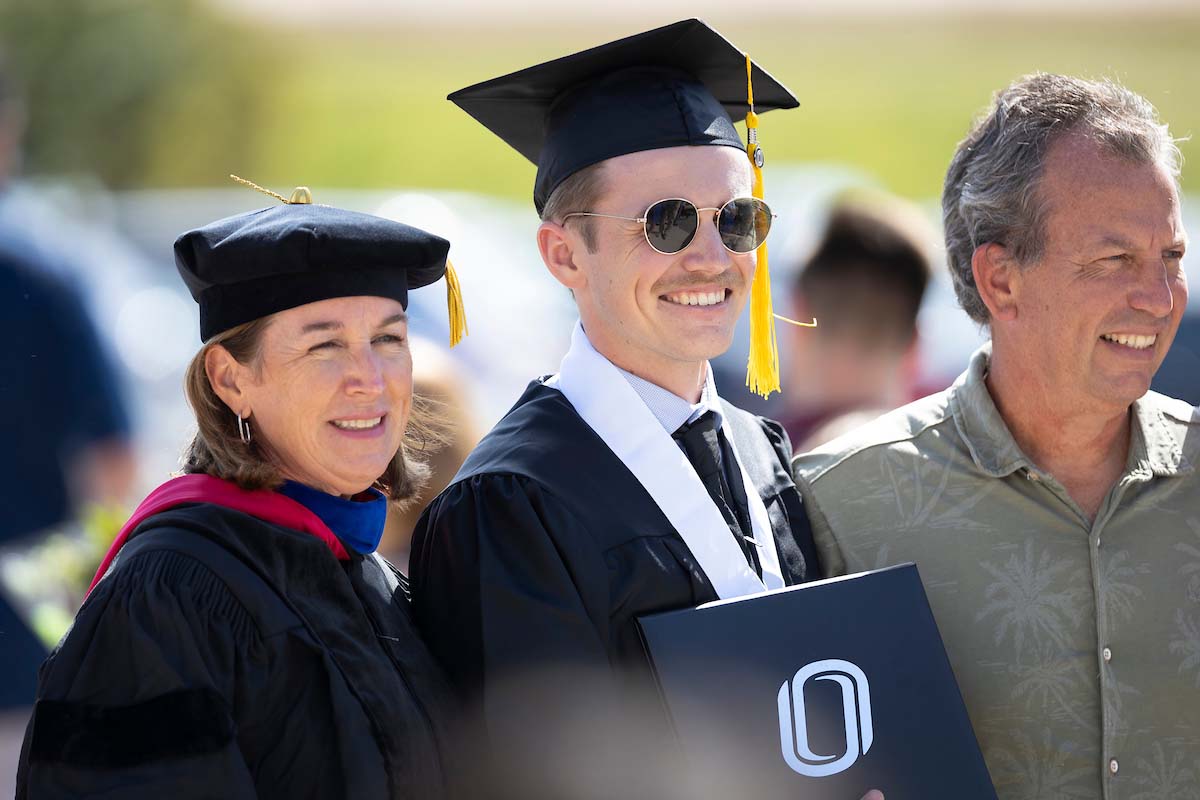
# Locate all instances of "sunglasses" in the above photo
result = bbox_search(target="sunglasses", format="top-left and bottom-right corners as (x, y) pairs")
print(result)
(562, 196), (776, 255)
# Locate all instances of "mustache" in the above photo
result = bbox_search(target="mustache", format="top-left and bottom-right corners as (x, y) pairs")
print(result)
(653, 269), (746, 295)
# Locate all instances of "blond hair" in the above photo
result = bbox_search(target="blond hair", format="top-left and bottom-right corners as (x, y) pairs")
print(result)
(540, 161), (608, 253)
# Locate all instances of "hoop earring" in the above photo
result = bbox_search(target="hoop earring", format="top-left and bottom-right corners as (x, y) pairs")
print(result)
(237, 413), (252, 445)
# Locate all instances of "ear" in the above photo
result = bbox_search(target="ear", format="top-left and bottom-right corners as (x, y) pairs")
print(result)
(204, 344), (253, 418)
(537, 220), (588, 292)
(971, 242), (1019, 322)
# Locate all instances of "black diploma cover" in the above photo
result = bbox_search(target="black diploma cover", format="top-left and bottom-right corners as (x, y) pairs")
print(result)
(637, 563), (998, 799)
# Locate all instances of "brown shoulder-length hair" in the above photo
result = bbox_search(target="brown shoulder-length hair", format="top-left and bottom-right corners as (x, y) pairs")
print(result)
(181, 316), (441, 508)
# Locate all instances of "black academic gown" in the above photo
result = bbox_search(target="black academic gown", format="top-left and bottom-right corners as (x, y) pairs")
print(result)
(410, 380), (820, 798)
(17, 503), (457, 800)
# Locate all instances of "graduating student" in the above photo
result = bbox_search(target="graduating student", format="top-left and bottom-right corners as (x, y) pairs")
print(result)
(18, 187), (467, 799)
(411, 20), (824, 798)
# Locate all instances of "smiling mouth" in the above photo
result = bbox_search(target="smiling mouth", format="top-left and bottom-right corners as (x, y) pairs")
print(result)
(1100, 333), (1157, 350)
(330, 417), (383, 431)
(662, 289), (730, 307)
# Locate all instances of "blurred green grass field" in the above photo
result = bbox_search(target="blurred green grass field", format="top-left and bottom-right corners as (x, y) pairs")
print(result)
(11, 7), (1200, 200)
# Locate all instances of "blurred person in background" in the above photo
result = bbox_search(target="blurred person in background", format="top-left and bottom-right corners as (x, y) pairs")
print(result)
(0, 59), (135, 795)
(0, 243), (136, 795)
(379, 335), (482, 572)
(17, 190), (464, 799)
(0, 244), (133, 702)
(795, 74), (1197, 797)
(780, 193), (932, 450)
(0, 247), (134, 549)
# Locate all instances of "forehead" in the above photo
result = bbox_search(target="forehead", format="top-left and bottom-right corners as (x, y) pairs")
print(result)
(1039, 135), (1183, 248)
(268, 295), (407, 333)
(598, 145), (753, 208)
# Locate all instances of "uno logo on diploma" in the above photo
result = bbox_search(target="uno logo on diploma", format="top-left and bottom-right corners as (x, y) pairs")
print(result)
(777, 659), (874, 777)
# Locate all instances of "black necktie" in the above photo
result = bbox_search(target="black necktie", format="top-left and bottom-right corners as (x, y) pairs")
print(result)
(672, 411), (762, 577)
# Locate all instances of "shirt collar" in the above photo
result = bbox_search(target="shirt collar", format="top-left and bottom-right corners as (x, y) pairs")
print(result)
(1129, 391), (1196, 478)
(952, 341), (1194, 479)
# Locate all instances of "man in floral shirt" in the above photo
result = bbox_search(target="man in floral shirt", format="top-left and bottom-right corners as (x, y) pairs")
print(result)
(794, 73), (1197, 799)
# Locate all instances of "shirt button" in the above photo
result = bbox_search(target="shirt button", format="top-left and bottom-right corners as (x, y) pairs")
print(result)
(1110, 759), (1119, 775)
(1103, 647), (1113, 662)
(1026, 470), (1040, 481)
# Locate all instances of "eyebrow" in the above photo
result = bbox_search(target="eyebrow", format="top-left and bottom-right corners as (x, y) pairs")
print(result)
(1092, 235), (1188, 252)
(299, 311), (407, 335)
(300, 320), (342, 335)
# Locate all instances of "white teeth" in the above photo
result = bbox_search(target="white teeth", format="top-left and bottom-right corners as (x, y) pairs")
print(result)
(332, 417), (382, 430)
(1101, 333), (1156, 350)
(666, 290), (725, 307)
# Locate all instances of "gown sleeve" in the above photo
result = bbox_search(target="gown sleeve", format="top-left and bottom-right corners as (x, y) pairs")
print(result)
(412, 473), (664, 798)
(18, 547), (262, 799)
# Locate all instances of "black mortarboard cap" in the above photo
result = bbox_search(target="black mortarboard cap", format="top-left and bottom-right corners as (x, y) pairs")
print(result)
(449, 18), (799, 214)
(175, 201), (450, 341)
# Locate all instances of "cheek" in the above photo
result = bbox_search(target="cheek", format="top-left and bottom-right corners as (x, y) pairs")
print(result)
(736, 253), (756, 284)
(386, 359), (414, 412)
(1172, 274), (1189, 314)
(265, 362), (337, 419)
(635, 260), (672, 301)
(594, 269), (636, 315)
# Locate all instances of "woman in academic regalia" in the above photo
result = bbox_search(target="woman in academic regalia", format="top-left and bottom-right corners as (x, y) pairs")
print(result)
(16, 184), (468, 799)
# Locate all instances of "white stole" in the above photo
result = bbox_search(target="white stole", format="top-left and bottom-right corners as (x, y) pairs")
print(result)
(547, 323), (784, 600)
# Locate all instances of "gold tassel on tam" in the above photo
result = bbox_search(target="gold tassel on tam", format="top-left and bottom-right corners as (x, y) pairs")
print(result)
(743, 55), (781, 399)
(444, 259), (468, 348)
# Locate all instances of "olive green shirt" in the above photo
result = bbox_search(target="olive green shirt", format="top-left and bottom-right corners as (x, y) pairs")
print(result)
(793, 344), (1200, 800)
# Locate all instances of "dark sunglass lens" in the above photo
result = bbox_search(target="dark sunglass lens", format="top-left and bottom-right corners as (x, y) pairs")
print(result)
(644, 199), (698, 254)
(718, 198), (772, 253)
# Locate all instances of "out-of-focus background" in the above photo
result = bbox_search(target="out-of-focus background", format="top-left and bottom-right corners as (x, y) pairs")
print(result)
(2, 0), (1198, 785)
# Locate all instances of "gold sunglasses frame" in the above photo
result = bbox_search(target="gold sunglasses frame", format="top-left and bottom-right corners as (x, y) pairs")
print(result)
(562, 196), (776, 255)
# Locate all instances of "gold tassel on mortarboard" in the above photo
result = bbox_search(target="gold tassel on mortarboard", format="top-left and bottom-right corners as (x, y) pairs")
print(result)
(229, 175), (468, 348)
(740, 60), (816, 399)
(742, 56), (780, 399)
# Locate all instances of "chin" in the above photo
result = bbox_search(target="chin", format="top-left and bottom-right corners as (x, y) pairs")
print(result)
(677, 331), (736, 362)
(1094, 377), (1154, 408)
(329, 462), (390, 495)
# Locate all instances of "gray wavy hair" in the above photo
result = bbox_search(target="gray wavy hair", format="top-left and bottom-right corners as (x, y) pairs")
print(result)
(942, 73), (1182, 325)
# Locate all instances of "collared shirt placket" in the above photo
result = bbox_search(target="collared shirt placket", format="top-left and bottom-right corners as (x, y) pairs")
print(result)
(1019, 462), (1141, 800)
(1088, 468), (1150, 800)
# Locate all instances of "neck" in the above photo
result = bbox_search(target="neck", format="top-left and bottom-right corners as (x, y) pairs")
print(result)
(277, 470), (354, 501)
(987, 347), (1131, 520)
